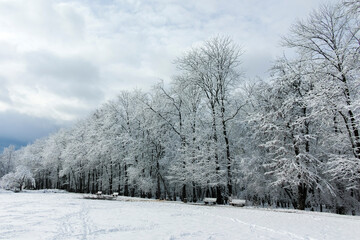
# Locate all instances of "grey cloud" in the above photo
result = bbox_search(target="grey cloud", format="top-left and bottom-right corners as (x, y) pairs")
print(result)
(54, 102), (95, 118)
(26, 51), (99, 83)
(25, 51), (104, 102)
(0, 110), (69, 143)
(0, 76), (11, 104)
(242, 50), (275, 80)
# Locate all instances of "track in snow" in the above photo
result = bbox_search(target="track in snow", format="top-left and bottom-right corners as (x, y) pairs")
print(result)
(0, 191), (359, 240)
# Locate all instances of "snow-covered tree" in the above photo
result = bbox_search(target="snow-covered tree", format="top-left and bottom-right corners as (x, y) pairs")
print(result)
(0, 145), (15, 178)
(283, 3), (360, 201)
(0, 165), (35, 191)
(175, 36), (243, 203)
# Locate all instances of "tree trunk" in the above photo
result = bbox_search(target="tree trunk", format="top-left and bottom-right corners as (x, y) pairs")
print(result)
(124, 163), (129, 196)
(298, 183), (307, 210)
(182, 184), (187, 202)
(109, 161), (113, 194)
(156, 160), (161, 199)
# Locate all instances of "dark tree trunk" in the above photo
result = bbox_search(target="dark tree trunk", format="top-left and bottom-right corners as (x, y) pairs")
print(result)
(192, 182), (197, 202)
(79, 174), (83, 193)
(219, 97), (232, 197)
(210, 103), (223, 204)
(182, 185), (187, 202)
(124, 163), (129, 196)
(95, 169), (99, 192)
(298, 183), (307, 210)
(87, 171), (90, 193)
(118, 163), (121, 194)
(216, 186), (224, 204)
(222, 119), (232, 196)
(92, 170), (95, 193)
(109, 161), (113, 194)
(156, 160), (161, 199)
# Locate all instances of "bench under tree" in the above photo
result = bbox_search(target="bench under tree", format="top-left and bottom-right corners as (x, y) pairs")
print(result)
(229, 198), (246, 207)
(203, 198), (217, 205)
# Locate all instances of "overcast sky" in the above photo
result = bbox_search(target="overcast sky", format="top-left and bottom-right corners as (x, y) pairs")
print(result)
(0, 0), (337, 144)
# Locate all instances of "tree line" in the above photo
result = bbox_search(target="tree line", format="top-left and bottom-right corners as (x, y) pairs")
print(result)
(1, 1), (359, 214)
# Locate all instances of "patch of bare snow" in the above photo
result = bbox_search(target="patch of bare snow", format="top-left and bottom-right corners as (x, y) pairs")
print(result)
(0, 191), (359, 239)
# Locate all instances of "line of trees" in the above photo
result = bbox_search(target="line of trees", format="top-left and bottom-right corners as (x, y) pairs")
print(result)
(1, 1), (359, 214)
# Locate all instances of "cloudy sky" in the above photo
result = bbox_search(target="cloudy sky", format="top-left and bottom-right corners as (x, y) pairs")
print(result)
(0, 0), (337, 146)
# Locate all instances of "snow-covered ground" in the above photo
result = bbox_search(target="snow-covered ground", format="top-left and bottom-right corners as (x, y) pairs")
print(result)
(0, 190), (359, 240)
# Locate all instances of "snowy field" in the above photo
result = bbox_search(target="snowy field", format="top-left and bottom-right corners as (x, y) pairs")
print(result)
(0, 190), (359, 240)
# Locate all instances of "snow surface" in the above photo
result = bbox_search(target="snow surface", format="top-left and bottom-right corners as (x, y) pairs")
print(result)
(0, 190), (359, 240)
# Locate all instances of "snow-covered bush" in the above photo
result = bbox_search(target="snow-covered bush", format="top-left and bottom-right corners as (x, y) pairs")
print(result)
(0, 165), (35, 191)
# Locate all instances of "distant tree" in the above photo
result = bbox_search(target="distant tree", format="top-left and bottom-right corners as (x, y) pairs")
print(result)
(0, 145), (15, 177)
(42, 130), (67, 189)
(0, 165), (35, 191)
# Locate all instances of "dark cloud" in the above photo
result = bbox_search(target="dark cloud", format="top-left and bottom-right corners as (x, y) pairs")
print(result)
(0, 110), (69, 143)
(0, 138), (27, 151)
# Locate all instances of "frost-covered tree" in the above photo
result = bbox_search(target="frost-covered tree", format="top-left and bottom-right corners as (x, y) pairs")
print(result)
(41, 130), (67, 189)
(284, 3), (360, 194)
(0, 145), (15, 177)
(0, 165), (35, 191)
(344, 0), (360, 12)
(251, 57), (334, 210)
(175, 36), (243, 203)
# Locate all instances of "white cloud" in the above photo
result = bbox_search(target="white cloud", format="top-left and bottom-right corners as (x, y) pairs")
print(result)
(0, 0), (338, 140)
